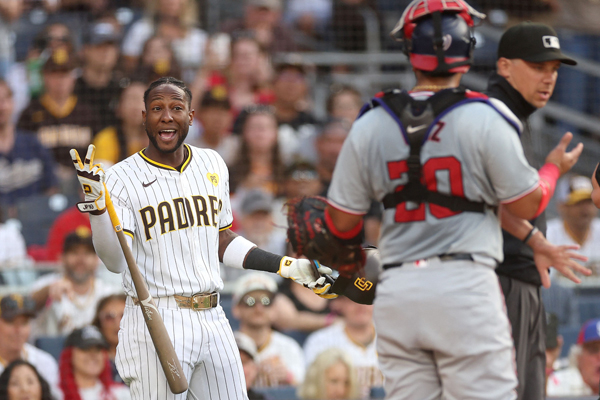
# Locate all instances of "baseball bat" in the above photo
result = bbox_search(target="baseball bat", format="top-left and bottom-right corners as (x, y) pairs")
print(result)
(104, 191), (188, 394)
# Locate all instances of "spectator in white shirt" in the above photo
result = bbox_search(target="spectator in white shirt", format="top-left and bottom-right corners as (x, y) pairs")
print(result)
(303, 295), (383, 398)
(547, 175), (600, 277)
(547, 317), (600, 396)
(30, 231), (121, 338)
(232, 272), (305, 387)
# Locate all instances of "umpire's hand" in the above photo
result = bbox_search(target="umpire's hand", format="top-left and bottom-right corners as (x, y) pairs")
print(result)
(545, 132), (583, 176)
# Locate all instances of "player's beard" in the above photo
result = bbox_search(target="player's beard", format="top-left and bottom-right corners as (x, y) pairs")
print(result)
(146, 126), (188, 154)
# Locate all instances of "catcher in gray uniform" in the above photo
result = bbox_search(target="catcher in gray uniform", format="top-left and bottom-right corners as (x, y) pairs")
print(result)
(286, 1), (585, 399)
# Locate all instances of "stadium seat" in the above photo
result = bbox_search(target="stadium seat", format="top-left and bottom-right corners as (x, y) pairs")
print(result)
(254, 386), (297, 400)
(558, 325), (582, 358)
(370, 386), (386, 399)
(16, 194), (75, 246)
(220, 294), (239, 332)
(35, 336), (65, 362)
(282, 330), (309, 348)
(577, 296), (600, 326)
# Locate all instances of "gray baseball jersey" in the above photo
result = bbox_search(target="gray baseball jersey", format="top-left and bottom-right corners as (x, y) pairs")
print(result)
(328, 93), (539, 266)
(105, 144), (234, 297)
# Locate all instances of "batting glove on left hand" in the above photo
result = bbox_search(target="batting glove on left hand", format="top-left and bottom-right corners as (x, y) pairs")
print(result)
(70, 144), (107, 214)
(278, 257), (334, 290)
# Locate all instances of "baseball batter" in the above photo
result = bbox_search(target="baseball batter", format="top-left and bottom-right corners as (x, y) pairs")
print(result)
(320, 1), (578, 399)
(69, 77), (332, 400)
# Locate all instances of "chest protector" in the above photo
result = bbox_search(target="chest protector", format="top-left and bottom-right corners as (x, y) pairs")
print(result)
(360, 87), (506, 214)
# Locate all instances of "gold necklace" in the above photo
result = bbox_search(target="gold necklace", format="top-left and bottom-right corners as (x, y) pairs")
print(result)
(411, 85), (453, 92)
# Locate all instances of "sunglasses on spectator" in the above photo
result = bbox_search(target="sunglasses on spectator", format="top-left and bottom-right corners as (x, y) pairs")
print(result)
(241, 295), (272, 308)
(289, 170), (318, 181)
(100, 311), (123, 322)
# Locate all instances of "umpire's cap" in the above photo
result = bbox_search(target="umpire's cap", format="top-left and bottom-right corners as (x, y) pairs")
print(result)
(498, 22), (576, 65)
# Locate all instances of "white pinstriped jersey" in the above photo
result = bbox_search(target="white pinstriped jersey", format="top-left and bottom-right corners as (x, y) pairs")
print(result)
(104, 144), (233, 297)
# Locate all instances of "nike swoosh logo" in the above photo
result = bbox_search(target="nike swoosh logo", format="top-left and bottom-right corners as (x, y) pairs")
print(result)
(406, 124), (428, 134)
(142, 178), (157, 188)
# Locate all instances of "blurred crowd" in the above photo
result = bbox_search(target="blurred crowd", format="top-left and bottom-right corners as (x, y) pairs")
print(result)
(0, 0), (599, 399)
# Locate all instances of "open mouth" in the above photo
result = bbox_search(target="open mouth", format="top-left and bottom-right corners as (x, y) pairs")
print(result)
(538, 91), (550, 101)
(158, 129), (177, 141)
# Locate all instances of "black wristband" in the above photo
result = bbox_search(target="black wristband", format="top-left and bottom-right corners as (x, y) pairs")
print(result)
(244, 248), (282, 273)
(523, 226), (539, 244)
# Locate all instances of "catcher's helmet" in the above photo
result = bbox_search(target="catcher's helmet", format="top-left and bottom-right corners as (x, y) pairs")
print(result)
(391, 0), (486, 74)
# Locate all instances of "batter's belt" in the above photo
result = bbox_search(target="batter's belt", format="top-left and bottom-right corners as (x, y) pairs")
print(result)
(132, 292), (219, 310)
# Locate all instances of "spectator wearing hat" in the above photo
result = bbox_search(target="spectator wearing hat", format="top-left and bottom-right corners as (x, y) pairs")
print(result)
(547, 318), (600, 396)
(0, 294), (60, 398)
(225, 189), (286, 282)
(221, 0), (297, 54)
(547, 175), (600, 276)
(92, 81), (148, 167)
(6, 22), (76, 122)
(30, 231), (121, 338)
(486, 22), (584, 400)
(74, 18), (124, 132)
(186, 88), (238, 166)
(17, 47), (99, 190)
(59, 325), (130, 400)
(273, 63), (319, 166)
(232, 272), (305, 387)
(234, 331), (267, 400)
(0, 78), (57, 215)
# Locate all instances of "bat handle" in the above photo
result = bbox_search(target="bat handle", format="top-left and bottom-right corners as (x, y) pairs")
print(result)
(104, 186), (123, 233)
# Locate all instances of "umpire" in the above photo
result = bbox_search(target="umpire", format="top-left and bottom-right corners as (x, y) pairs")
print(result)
(487, 22), (577, 400)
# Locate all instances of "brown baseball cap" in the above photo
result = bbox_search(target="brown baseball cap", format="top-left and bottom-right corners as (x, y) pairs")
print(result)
(0, 294), (36, 321)
(43, 48), (78, 72)
(498, 22), (576, 66)
(63, 229), (94, 253)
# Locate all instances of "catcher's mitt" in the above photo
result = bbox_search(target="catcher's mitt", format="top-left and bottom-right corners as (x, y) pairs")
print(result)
(286, 196), (364, 277)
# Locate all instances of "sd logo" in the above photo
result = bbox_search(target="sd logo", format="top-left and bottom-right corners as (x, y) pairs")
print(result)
(354, 277), (373, 291)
